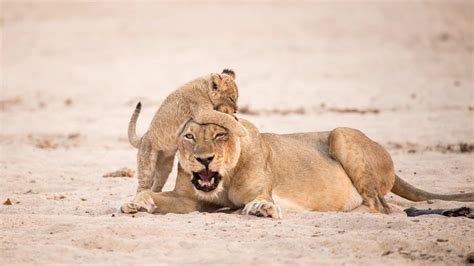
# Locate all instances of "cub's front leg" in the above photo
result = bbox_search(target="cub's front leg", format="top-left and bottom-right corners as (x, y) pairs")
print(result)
(193, 110), (247, 137)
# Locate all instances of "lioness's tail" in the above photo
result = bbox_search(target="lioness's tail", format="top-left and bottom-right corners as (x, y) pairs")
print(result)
(391, 175), (474, 202)
(128, 102), (142, 149)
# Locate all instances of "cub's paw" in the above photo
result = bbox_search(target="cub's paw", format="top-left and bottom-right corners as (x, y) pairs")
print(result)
(242, 199), (282, 219)
(119, 190), (157, 214)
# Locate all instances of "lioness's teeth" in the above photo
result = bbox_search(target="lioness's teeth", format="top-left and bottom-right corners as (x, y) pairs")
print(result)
(198, 179), (203, 185)
(210, 177), (215, 185)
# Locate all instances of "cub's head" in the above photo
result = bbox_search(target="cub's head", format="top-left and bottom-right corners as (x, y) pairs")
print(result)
(177, 120), (241, 198)
(208, 69), (239, 115)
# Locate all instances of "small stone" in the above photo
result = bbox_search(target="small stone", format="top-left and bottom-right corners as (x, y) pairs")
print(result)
(46, 193), (65, 200)
(437, 238), (448, 242)
(382, 250), (392, 256)
(111, 214), (115, 217)
(103, 167), (135, 178)
(3, 198), (12, 205)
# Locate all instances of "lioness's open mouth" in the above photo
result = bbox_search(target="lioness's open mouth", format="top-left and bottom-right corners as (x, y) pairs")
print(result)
(191, 170), (222, 192)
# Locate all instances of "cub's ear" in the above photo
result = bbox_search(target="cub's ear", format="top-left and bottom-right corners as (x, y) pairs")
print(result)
(210, 73), (222, 90)
(222, 69), (235, 80)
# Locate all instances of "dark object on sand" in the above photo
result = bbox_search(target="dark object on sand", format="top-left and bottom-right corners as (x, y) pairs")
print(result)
(466, 252), (474, 263)
(404, 207), (473, 219)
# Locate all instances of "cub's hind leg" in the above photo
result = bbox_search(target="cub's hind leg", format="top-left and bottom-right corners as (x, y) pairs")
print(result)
(136, 134), (159, 193)
(151, 150), (176, 192)
(329, 127), (395, 214)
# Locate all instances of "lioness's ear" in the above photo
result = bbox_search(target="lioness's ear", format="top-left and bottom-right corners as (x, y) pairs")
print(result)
(222, 69), (235, 80)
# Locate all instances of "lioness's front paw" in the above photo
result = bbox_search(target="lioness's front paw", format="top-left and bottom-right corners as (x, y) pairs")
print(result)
(120, 190), (157, 214)
(242, 199), (282, 219)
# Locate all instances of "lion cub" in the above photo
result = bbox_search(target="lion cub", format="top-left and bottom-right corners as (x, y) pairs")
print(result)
(128, 69), (246, 193)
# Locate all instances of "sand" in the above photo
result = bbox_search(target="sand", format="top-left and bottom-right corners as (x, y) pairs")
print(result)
(1, 1), (473, 265)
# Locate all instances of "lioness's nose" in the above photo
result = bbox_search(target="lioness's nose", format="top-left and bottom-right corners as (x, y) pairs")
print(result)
(196, 156), (214, 168)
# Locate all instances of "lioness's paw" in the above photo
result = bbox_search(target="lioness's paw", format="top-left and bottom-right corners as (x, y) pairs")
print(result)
(242, 199), (282, 219)
(120, 202), (139, 214)
(120, 190), (157, 214)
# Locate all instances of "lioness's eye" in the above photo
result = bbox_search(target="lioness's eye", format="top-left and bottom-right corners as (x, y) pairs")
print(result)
(184, 134), (194, 140)
(215, 132), (227, 139)
(227, 97), (235, 103)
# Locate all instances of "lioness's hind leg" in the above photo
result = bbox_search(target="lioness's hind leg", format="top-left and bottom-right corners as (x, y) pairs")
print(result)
(151, 150), (176, 192)
(360, 186), (391, 214)
(329, 127), (395, 214)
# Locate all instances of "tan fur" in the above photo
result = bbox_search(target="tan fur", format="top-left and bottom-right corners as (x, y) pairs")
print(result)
(128, 69), (247, 193)
(329, 127), (394, 213)
(121, 120), (474, 218)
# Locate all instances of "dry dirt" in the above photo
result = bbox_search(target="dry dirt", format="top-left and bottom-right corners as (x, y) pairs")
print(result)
(1, 1), (473, 265)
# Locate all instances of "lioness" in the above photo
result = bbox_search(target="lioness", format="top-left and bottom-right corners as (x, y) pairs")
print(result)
(121, 119), (474, 218)
(128, 69), (247, 194)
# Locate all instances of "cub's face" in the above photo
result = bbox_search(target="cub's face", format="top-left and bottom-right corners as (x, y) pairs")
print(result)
(177, 121), (241, 198)
(208, 69), (239, 115)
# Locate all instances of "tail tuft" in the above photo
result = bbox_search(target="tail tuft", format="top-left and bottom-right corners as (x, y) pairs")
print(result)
(136, 102), (142, 111)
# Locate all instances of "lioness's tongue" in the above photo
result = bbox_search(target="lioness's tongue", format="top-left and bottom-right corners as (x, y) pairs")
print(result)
(199, 170), (214, 181)
(201, 179), (211, 186)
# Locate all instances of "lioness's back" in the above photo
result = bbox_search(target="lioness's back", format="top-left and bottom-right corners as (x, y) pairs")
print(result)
(259, 132), (361, 211)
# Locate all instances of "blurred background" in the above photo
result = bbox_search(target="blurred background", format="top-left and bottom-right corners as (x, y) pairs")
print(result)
(2, 1), (472, 139)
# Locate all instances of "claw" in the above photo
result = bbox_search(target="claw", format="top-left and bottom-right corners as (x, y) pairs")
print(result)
(242, 199), (283, 219)
(120, 202), (138, 214)
(146, 203), (157, 213)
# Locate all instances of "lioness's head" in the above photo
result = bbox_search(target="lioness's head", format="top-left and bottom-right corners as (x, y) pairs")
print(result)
(208, 69), (239, 114)
(178, 120), (241, 198)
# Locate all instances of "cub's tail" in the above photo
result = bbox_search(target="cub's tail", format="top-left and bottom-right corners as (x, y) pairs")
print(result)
(391, 175), (474, 202)
(128, 102), (142, 149)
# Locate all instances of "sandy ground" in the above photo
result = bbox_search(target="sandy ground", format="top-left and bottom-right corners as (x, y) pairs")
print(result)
(1, 1), (473, 265)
